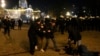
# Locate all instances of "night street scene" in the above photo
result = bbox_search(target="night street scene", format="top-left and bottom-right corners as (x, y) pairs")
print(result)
(0, 0), (100, 56)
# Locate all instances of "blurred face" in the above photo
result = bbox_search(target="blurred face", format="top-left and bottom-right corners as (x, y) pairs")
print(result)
(37, 21), (40, 24)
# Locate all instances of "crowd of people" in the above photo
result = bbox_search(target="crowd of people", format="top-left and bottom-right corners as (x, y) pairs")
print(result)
(28, 17), (81, 55)
(28, 18), (60, 55)
(28, 16), (100, 55)
(0, 16), (23, 40)
(0, 16), (100, 55)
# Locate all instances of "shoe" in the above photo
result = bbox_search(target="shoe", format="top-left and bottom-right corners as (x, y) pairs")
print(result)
(35, 46), (38, 50)
(40, 49), (45, 52)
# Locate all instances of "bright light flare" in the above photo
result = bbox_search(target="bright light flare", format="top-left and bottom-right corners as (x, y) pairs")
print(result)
(60, 15), (64, 18)
(1, 0), (6, 8)
(46, 15), (50, 18)
(1, 3), (6, 8)
(66, 12), (71, 16)
(1, 0), (5, 3)
(35, 16), (39, 19)
(32, 16), (35, 21)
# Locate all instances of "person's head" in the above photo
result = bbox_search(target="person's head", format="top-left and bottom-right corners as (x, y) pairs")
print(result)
(41, 24), (44, 28)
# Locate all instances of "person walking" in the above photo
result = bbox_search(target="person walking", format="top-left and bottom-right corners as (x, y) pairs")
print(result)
(11, 19), (15, 30)
(67, 18), (82, 55)
(18, 19), (23, 30)
(34, 19), (46, 52)
(28, 21), (38, 55)
(44, 22), (60, 52)
(59, 17), (66, 34)
(3, 16), (12, 41)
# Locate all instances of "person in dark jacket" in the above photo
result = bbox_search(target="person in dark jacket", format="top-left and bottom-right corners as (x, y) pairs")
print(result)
(68, 25), (81, 45)
(3, 17), (11, 37)
(2, 16), (12, 42)
(11, 19), (15, 30)
(59, 17), (66, 34)
(28, 22), (38, 55)
(67, 18), (81, 46)
(44, 22), (60, 52)
(67, 18), (82, 55)
(35, 19), (45, 52)
(18, 19), (23, 30)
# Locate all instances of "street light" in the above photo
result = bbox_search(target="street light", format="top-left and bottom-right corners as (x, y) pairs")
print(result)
(1, 0), (6, 8)
(46, 15), (50, 18)
(66, 11), (71, 16)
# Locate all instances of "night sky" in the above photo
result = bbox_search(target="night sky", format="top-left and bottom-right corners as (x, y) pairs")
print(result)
(6, 0), (99, 12)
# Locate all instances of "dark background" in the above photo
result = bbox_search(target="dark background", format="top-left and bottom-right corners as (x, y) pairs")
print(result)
(6, 0), (100, 15)
(6, 0), (99, 9)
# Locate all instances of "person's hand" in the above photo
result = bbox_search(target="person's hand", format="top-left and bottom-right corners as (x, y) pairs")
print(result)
(48, 30), (51, 32)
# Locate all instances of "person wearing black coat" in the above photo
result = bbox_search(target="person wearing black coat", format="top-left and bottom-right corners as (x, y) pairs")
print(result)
(44, 22), (59, 52)
(3, 18), (11, 37)
(66, 18), (82, 55)
(36, 23), (46, 52)
(10, 19), (15, 30)
(68, 25), (81, 45)
(67, 18), (82, 46)
(28, 22), (38, 55)
(18, 19), (23, 30)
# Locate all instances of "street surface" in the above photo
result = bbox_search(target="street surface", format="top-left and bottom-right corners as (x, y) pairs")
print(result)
(0, 25), (100, 56)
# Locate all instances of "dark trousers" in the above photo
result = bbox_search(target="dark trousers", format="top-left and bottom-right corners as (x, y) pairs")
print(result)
(4, 27), (10, 36)
(28, 35), (37, 55)
(44, 33), (58, 50)
(29, 40), (37, 55)
(59, 26), (65, 34)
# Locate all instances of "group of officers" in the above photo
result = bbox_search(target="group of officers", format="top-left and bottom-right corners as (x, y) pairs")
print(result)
(28, 16), (82, 55)
(1, 15), (99, 55)
(28, 18), (60, 55)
